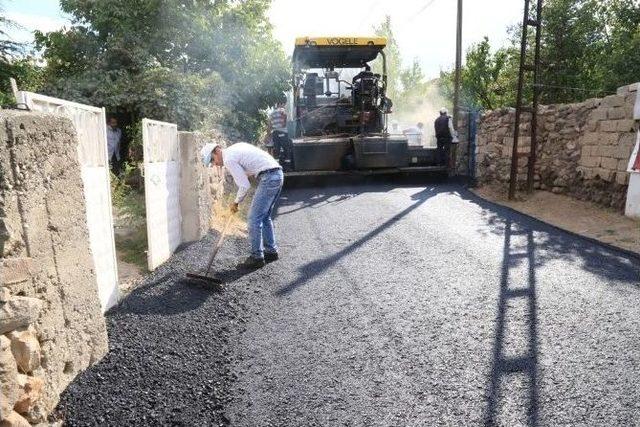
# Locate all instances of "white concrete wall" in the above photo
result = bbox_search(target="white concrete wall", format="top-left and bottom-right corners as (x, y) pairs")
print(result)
(625, 131), (640, 219)
(16, 91), (119, 312)
(142, 119), (182, 270)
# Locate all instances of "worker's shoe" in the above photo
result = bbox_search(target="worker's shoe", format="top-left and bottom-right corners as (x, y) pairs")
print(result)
(239, 256), (265, 269)
(264, 251), (279, 263)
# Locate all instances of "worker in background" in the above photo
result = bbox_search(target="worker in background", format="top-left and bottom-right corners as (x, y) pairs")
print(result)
(403, 122), (424, 146)
(269, 100), (288, 163)
(352, 63), (373, 84)
(201, 142), (284, 269)
(106, 117), (122, 172)
(434, 108), (458, 166)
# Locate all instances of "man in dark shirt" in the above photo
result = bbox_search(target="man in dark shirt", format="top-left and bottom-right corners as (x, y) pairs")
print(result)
(434, 108), (457, 166)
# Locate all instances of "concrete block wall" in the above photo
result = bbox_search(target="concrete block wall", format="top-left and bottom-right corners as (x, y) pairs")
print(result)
(474, 83), (639, 210)
(178, 130), (230, 243)
(0, 111), (108, 424)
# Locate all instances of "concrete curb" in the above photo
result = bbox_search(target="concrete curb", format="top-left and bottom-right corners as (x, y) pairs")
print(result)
(466, 187), (640, 262)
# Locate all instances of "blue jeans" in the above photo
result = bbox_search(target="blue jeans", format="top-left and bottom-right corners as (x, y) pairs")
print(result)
(248, 169), (283, 258)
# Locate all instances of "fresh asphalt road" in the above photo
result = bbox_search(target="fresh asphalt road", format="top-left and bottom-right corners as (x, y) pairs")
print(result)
(227, 179), (640, 426)
(56, 179), (640, 426)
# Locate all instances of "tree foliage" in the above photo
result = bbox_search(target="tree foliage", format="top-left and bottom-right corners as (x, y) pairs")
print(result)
(32, 0), (290, 140)
(441, 0), (640, 110)
(371, 16), (434, 119)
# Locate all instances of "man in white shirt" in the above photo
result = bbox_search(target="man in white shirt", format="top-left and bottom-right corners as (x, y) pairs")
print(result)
(201, 142), (284, 269)
(106, 117), (122, 171)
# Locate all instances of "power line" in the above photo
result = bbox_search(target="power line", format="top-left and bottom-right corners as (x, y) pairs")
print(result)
(404, 0), (439, 24)
(357, 0), (382, 31)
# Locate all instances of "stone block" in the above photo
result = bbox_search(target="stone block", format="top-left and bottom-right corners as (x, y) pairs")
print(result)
(596, 168), (614, 182)
(581, 133), (599, 145)
(617, 85), (629, 96)
(600, 121), (618, 132)
(608, 107), (627, 120)
(601, 133), (620, 145)
(616, 119), (636, 132)
(615, 144), (634, 160)
(616, 172), (630, 185)
(0, 336), (20, 418)
(598, 146), (616, 158)
(579, 155), (594, 167)
(8, 330), (41, 373)
(618, 159), (630, 170)
(629, 82), (638, 92)
(13, 374), (44, 415)
(602, 94), (625, 108)
(601, 157), (618, 170)
(0, 410), (30, 427)
(590, 108), (608, 121)
(0, 297), (42, 335)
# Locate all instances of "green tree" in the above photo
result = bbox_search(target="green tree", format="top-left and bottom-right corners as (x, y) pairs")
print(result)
(0, 1), (44, 106)
(371, 15), (434, 118)
(34, 0), (289, 140)
(440, 0), (640, 110)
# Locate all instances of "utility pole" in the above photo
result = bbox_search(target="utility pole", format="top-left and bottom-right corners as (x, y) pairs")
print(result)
(453, 0), (463, 125)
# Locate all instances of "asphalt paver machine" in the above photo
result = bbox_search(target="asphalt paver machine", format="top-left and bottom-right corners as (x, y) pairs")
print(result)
(279, 36), (447, 176)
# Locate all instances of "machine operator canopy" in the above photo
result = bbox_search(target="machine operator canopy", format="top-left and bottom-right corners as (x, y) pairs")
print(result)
(293, 36), (387, 70)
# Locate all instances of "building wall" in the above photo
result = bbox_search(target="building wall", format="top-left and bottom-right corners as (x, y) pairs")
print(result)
(0, 111), (108, 424)
(473, 83), (638, 210)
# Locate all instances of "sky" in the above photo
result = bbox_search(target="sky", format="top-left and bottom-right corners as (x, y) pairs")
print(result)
(4, 0), (524, 79)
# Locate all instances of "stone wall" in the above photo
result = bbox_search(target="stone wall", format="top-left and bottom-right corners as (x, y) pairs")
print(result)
(474, 83), (638, 209)
(0, 111), (108, 424)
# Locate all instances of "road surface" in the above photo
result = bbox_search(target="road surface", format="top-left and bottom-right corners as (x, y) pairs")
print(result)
(58, 179), (640, 426)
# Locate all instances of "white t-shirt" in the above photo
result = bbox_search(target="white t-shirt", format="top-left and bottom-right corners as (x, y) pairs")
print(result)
(223, 142), (281, 203)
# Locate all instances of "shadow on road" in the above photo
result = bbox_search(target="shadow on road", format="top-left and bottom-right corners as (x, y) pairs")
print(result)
(484, 219), (540, 426)
(274, 185), (445, 296)
(460, 190), (640, 286)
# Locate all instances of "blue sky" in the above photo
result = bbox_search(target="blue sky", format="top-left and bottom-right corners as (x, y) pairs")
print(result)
(4, 0), (524, 79)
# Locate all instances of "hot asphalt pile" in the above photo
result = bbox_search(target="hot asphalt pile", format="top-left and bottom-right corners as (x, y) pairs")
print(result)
(54, 233), (250, 426)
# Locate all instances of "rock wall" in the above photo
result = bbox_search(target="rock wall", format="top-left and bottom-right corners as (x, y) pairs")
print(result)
(474, 83), (638, 209)
(0, 111), (108, 424)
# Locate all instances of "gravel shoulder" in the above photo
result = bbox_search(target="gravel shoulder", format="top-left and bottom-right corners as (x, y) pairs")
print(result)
(472, 184), (640, 256)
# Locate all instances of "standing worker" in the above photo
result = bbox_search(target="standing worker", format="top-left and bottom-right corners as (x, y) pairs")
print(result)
(434, 108), (458, 166)
(106, 117), (122, 172)
(269, 100), (289, 165)
(201, 142), (284, 269)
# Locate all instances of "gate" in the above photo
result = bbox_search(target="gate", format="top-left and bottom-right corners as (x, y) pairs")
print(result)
(467, 109), (480, 179)
(142, 119), (181, 270)
(15, 91), (119, 312)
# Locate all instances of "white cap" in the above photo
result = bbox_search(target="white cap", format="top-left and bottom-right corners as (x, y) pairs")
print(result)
(200, 143), (219, 166)
(440, 107), (448, 115)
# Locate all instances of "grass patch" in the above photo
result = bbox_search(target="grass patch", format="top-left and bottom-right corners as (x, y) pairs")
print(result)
(111, 163), (148, 272)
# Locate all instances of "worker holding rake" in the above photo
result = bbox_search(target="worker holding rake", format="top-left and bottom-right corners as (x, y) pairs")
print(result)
(201, 142), (284, 269)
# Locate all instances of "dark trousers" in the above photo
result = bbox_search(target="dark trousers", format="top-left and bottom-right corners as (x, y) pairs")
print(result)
(272, 131), (291, 165)
(436, 137), (452, 166)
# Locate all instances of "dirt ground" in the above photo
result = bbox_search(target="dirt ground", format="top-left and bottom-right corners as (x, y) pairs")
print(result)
(473, 184), (640, 256)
